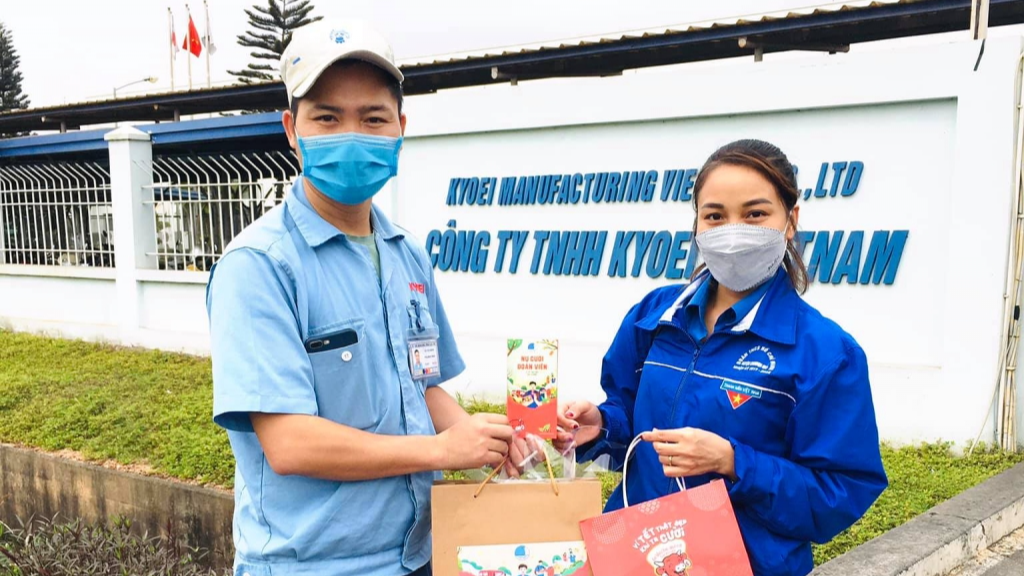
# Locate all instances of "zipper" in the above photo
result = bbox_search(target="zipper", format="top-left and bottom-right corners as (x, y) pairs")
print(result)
(667, 333), (704, 428)
(662, 329), (711, 494)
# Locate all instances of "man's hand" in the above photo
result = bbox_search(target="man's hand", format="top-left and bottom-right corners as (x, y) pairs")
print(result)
(435, 413), (515, 470)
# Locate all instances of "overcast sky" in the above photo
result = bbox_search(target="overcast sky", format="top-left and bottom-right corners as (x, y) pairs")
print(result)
(1, 0), (1015, 108)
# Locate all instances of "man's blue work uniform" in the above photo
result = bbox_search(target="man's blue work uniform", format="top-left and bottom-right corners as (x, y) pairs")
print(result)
(207, 179), (464, 576)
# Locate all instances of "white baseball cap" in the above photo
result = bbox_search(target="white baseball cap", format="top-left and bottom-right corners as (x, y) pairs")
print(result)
(280, 18), (403, 104)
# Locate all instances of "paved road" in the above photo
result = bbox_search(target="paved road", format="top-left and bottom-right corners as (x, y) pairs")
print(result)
(946, 524), (1024, 576)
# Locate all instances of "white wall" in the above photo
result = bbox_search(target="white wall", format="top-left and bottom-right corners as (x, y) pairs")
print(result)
(0, 267), (118, 341)
(395, 35), (1023, 447)
(136, 274), (211, 353)
(3, 35), (1022, 447)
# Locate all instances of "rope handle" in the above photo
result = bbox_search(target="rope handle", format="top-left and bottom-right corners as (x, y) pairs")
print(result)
(622, 432), (686, 508)
(473, 448), (560, 498)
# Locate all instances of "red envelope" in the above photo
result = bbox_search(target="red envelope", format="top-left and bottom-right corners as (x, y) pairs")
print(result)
(507, 339), (558, 439)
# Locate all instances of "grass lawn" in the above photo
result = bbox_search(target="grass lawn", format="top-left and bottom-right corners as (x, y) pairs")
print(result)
(1, 330), (1022, 565)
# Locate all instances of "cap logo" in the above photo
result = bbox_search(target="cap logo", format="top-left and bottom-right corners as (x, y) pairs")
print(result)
(330, 29), (349, 44)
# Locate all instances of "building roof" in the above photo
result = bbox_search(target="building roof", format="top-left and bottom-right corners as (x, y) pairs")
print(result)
(0, 0), (1020, 133)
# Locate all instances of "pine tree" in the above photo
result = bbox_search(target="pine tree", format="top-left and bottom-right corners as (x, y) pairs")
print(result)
(229, 0), (321, 84)
(0, 22), (29, 112)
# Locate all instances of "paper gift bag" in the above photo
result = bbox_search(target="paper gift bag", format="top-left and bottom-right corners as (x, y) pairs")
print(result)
(431, 478), (603, 576)
(580, 436), (753, 576)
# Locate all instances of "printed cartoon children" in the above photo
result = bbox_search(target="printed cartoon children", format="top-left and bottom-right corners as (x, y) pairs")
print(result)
(649, 541), (692, 576)
(459, 541), (584, 576)
(510, 380), (553, 409)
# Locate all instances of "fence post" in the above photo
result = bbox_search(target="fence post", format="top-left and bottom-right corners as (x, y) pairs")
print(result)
(0, 183), (5, 265)
(105, 127), (156, 345)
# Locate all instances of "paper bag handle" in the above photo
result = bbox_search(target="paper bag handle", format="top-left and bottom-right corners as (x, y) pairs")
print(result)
(473, 451), (560, 498)
(622, 432), (686, 508)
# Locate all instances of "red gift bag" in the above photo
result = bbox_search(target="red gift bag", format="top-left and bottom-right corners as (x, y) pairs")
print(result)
(580, 435), (754, 576)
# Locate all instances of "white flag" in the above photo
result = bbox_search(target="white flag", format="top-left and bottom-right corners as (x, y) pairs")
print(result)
(170, 10), (180, 55)
(204, 2), (217, 55)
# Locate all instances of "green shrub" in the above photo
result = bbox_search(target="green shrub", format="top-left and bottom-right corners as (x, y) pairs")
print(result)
(0, 515), (228, 576)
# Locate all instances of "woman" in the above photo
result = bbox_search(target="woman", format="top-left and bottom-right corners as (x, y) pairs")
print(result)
(558, 139), (887, 576)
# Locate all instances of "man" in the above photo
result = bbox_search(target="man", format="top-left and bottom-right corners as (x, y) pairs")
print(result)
(413, 348), (424, 376)
(206, 18), (514, 576)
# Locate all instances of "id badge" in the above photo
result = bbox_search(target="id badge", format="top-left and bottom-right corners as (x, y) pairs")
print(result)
(407, 298), (441, 381)
(408, 336), (441, 381)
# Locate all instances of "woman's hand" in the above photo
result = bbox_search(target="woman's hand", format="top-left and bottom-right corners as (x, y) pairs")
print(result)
(555, 400), (604, 451)
(642, 428), (737, 480)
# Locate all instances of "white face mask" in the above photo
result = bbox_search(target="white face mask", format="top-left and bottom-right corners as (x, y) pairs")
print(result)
(695, 223), (788, 292)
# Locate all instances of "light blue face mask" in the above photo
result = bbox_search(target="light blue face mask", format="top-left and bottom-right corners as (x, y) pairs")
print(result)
(297, 132), (403, 205)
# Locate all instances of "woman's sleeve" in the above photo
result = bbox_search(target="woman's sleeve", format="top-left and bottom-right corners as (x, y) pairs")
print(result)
(726, 341), (889, 543)
(578, 302), (651, 468)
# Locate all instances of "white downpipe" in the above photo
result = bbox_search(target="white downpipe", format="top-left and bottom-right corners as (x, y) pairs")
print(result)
(972, 51), (1024, 454)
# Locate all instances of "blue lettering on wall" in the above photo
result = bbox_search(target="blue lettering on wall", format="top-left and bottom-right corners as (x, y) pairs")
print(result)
(832, 230), (863, 284)
(807, 231), (845, 283)
(508, 231), (529, 273)
(426, 230), (442, 267)
(645, 231), (673, 278)
(605, 172), (621, 202)
(828, 162), (848, 198)
(607, 231), (635, 278)
(582, 173), (596, 204)
(660, 169), (697, 202)
(592, 173), (607, 203)
(569, 174), (584, 204)
(679, 169), (697, 202)
(794, 230), (815, 261)
(660, 170), (677, 202)
(498, 177), (515, 205)
(430, 160), (906, 284)
(842, 161), (864, 197)
(530, 231), (550, 274)
(797, 229), (909, 285)
(429, 227), (907, 285)
(536, 231), (610, 276)
(446, 177), (499, 206)
(544, 230), (569, 274)
(631, 231), (656, 278)
(493, 230), (511, 272)
(814, 163), (830, 198)
(860, 230), (908, 285)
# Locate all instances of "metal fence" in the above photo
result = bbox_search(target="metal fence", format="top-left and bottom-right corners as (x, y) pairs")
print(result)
(0, 161), (114, 267)
(145, 151), (300, 271)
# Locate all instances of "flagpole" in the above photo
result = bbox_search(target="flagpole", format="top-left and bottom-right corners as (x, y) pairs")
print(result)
(186, 3), (193, 90)
(168, 8), (176, 90)
(204, 0), (212, 88)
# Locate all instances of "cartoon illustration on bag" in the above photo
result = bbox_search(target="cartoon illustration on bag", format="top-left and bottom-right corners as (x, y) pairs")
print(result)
(457, 541), (588, 576)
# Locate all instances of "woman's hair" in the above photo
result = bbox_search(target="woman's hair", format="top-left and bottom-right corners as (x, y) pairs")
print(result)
(691, 138), (809, 294)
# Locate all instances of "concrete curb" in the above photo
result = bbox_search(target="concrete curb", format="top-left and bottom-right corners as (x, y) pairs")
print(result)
(0, 444), (234, 570)
(811, 462), (1024, 576)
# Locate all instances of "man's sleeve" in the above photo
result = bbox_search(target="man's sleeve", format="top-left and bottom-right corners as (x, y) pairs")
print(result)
(206, 248), (318, 432)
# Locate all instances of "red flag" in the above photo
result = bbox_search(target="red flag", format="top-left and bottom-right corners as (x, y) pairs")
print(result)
(183, 14), (202, 57)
